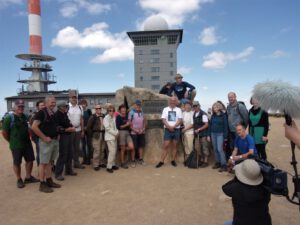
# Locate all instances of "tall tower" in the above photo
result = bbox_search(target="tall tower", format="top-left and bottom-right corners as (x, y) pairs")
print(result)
(15, 0), (56, 93)
(127, 15), (183, 92)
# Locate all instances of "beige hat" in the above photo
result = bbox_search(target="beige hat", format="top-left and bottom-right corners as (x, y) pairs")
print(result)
(234, 159), (263, 186)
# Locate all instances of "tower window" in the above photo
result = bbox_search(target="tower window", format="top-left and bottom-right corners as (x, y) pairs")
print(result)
(151, 76), (160, 80)
(151, 67), (160, 72)
(151, 49), (160, 55)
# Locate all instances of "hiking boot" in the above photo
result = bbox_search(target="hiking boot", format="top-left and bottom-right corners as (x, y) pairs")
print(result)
(17, 178), (25, 188)
(55, 175), (65, 181)
(99, 164), (107, 168)
(130, 160), (136, 168)
(24, 176), (39, 184)
(212, 163), (221, 169)
(46, 178), (61, 188)
(155, 162), (164, 168)
(200, 162), (208, 168)
(171, 160), (177, 167)
(138, 159), (146, 166)
(112, 165), (119, 170)
(106, 168), (114, 173)
(39, 182), (53, 193)
(94, 167), (100, 171)
(65, 171), (77, 176)
(121, 163), (129, 169)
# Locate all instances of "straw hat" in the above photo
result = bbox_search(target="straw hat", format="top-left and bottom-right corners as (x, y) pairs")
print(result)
(234, 159), (263, 186)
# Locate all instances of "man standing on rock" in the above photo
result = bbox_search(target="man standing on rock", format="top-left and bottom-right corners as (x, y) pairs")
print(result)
(156, 96), (182, 168)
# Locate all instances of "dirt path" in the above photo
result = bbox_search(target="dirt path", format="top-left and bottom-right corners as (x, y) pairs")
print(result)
(0, 117), (299, 225)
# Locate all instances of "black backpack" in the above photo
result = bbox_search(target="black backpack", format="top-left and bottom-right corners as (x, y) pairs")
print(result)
(185, 150), (200, 169)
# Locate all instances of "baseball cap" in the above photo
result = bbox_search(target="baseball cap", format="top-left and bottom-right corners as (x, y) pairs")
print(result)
(57, 100), (68, 108)
(192, 101), (200, 106)
(15, 99), (25, 106)
(135, 99), (142, 105)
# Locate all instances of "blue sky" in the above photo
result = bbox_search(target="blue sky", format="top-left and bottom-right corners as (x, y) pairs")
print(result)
(1, 0), (299, 117)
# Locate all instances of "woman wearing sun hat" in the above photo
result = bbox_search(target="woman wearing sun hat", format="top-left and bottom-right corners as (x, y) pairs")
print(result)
(222, 159), (272, 225)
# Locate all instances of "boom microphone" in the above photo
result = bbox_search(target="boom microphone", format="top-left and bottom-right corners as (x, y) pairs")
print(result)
(252, 80), (300, 209)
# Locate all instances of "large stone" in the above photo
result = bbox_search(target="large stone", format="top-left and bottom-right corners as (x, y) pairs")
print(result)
(115, 86), (185, 164)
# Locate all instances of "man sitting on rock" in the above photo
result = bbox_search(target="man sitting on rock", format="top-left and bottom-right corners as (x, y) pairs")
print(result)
(169, 73), (196, 103)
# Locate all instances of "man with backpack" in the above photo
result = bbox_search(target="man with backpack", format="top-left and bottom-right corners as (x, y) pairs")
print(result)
(2, 99), (39, 188)
(226, 92), (249, 159)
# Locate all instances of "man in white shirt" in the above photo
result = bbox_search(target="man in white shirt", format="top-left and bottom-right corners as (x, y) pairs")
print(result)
(68, 93), (85, 169)
(156, 97), (182, 168)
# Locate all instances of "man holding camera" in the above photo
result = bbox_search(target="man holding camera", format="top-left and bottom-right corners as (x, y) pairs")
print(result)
(222, 159), (272, 225)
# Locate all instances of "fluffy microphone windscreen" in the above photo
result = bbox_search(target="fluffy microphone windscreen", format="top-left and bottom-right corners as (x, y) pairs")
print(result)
(252, 80), (300, 118)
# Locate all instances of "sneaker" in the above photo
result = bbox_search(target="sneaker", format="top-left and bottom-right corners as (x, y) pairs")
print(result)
(24, 176), (39, 184)
(65, 171), (77, 176)
(121, 163), (129, 169)
(155, 162), (164, 168)
(39, 182), (53, 193)
(74, 164), (85, 169)
(94, 167), (100, 171)
(212, 163), (221, 169)
(218, 166), (227, 172)
(106, 168), (114, 173)
(55, 175), (64, 181)
(46, 178), (61, 188)
(112, 165), (119, 170)
(130, 160), (136, 168)
(17, 178), (25, 188)
(138, 159), (146, 166)
(200, 162), (208, 168)
(171, 160), (177, 167)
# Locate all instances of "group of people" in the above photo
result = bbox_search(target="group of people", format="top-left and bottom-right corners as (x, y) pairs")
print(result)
(2, 93), (147, 193)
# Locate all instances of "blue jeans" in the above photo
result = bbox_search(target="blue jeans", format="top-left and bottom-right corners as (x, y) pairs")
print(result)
(211, 132), (226, 166)
(222, 221), (232, 225)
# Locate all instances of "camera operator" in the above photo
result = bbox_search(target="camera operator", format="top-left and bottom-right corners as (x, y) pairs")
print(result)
(285, 121), (300, 149)
(54, 101), (76, 180)
(222, 159), (272, 225)
(228, 124), (256, 171)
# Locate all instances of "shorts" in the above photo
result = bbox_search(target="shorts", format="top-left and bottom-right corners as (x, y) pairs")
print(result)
(39, 139), (59, 164)
(131, 134), (146, 149)
(11, 145), (35, 166)
(164, 128), (181, 141)
(118, 130), (133, 146)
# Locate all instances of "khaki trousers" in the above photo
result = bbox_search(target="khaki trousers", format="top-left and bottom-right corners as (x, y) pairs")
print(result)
(183, 133), (194, 156)
(106, 140), (117, 169)
(92, 133), (106, 167)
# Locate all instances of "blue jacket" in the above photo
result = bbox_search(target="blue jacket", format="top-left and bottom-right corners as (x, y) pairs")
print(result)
(208, 112), (228, 138)
(169, 81), (195, 100)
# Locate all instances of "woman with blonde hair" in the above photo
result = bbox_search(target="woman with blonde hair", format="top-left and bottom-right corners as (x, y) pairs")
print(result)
(207, 102), (228, 172)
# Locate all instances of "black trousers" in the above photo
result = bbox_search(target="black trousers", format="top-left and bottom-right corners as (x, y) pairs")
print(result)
(256, 144), (267, 160)
(55, 134), (73, 176)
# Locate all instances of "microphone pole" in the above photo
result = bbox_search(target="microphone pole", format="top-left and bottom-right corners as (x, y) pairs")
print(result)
(285, 113), (300, 209)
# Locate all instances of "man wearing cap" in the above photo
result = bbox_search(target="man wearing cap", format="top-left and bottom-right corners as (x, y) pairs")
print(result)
(86, 104), (106, 171)
(129, 100), (147, 165)
(193, 101), (210, 167)
(156, 96), (182, 168)
(31, 95), (61, 193)
(2, 99), (39, 188)
(68, 93), (85, 169)
(169, 73), (196, 103)
(222, 159), (272, 225)
(54, 101), (76, 180)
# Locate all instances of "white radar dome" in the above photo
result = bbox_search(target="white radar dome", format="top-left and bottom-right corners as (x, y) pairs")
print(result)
(144, 15), (169, 31)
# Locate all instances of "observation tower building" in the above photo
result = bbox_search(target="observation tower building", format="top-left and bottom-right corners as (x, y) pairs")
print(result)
(127, 15), (183, 92)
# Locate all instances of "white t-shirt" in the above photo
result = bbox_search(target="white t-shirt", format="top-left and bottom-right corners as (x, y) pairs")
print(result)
(68, 103), (83, 131)
(182, 111), (194, 134)
(194, 111), (209, 123)
(161, 106), (182, 128)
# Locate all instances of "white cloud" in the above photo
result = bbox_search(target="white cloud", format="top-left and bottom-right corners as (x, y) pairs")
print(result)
(60, 0), (111, 18)
(199, 26), (219, 46)
(271, 50), (289, 58)
(0, 0), (22, 9)
(138, 0), (214, 28)
(202, 47), (254, 69)
(178, 66), (192, 74)
(52, 23), (133, 63)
